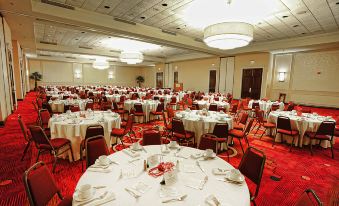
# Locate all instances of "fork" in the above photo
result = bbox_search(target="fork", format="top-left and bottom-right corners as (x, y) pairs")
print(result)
(162, 194), (188, 203)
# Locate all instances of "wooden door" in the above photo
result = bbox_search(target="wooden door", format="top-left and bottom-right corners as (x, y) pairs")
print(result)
(241, 68), (263, 99)
(209, 70), (216, 93)
(156, 72), (163, 88)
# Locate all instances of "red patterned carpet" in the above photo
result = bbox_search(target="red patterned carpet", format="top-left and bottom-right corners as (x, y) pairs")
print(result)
(0, 92), (338, 206)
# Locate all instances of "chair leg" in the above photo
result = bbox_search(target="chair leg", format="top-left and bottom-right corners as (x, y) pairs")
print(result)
(21, 141), (31, 161)
(289, 136), (295, 152)
(69, 144), (74, 162)
(260, 128), (267, 139)
(251, 199), (257, 206)
(52, 152), (57, 173)
(36, 150), (41, 163)
(330, 140), (334, 159)
(310, 139), (313, 156)
(238, 138), (245, 154)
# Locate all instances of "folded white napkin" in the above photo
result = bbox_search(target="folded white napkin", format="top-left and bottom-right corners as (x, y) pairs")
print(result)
(87, 167), (112, 173)
(205, 194), (222, 206)
(73, 192), (115, 206)
(122, 149), (140, 158)
(212, 168), (229, 175)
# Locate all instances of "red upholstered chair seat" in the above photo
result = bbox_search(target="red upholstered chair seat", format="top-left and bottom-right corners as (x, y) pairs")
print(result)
(121, 121), (127, 128)
(228, 129), (245, 138)
(263, 122), (276, 128)
(134, 112), (145, 116)
(233, 123), (245, 130)
(57, 196), (73, 206)
(277, 129), (299, 136)
(150, 111), (163, 115)
(111, 128), (125, 136)
(38, 138), (71, 150)
(173, 131), (195, 139)
(305, 132), (331, 140)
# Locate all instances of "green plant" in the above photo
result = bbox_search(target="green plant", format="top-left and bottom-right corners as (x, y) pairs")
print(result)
(29, 72), (42, 91)
(136, 75), (145, 87)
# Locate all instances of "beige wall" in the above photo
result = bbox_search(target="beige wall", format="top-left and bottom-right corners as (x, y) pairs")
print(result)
(171, 58), (220, 92)
(270, 50), (339, 107)
(28, 59), (144, 87)
(12, 40), (24, 99)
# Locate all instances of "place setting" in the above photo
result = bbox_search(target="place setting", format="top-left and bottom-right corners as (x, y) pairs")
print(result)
(87, 155), (118, 173)
(73, 184), (115, 206)
(216, 168), (245, 186)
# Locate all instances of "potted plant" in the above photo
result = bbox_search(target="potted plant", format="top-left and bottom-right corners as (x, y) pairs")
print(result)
(29, 72), (42, 91)
(136, 75), (145, 87)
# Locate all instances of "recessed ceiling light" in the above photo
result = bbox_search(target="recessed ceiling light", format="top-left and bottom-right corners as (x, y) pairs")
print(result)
(297, 11), (307, 15)
(282, 15), (288, 18)
(75, 38), (79, 40)
(176, 27), (180, 30)
(104, 5), (110, 9)
(162, 3), (167, 6)
(301, 32), (306, 35)
(293, 25), (299, 27)
(140, 16), (146, 19)
(153, 7), (159, 11)
(81, 31), (85, 34)
(108, 36), (111, 38)
(336, 2), (339, 5)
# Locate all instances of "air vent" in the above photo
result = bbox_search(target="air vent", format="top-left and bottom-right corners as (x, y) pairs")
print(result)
(89, 58), (96, 61)
(66, 56), (76, 59)
(40, 41), (57, 45)
(161, 29), (176, 36)
(79, 46), (92, 49)
(114, 17), (136, 25)
(194, 38), (203, 42)
(41, 0), (74, 10)
(39, 54), (52, 57)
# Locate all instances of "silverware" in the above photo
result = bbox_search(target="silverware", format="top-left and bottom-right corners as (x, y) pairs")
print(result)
(142, 146), (147, 153)
(125, 188), (141, 198)
(77, 191), (108, 206)
(162, 194), (187, 203)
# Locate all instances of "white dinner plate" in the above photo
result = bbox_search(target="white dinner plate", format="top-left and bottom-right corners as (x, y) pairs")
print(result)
(225, 171), (245, 183)
(73, 187), (96, 202)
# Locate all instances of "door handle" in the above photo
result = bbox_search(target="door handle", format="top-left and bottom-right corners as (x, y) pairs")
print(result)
(249, 88), (251, 93)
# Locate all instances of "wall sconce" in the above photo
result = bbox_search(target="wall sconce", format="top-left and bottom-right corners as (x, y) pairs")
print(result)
(278, 72), (285, 82)
(108, 71), (114, 79)
(74, 70), (81, 79)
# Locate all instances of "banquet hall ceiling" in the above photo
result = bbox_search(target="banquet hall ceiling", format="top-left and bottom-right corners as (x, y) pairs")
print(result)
(45, 0), (339, 42)
(1, 0), (339, 62)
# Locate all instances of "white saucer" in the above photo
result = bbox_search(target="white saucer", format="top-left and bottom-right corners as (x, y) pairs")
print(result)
(203, 153), (216, 159)
(225, 171), (245, 183)
(131, 145), (143, 151)
(95, 159), (110, 167)
(73, 187), (96, 202)
(168, 144), (180, 149)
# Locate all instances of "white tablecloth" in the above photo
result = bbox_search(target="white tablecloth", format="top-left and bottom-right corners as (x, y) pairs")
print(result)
(195, 101), (230, 111)
(48, 111), (121, 160)
(106, 94), (123, 102)
(248, 100), (284, 113)
(124, 100), (159, 122)
(74, 145), (250, 206)
(175, 111), (233, 145)
(268, 111), (336, 148)
(49, 99), (89, 113)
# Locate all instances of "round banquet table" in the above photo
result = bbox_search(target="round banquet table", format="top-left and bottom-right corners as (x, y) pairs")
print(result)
(195, 100), (230, 111)
(175, 110), (233, 146)
(124, 100), (159, 122)
(268, 111), (336, 148)
(248, 100), (284, 113)
(74, 145), (250, 206)
(106, 94), (123, 102)
(48, 99), (89, 113)
(48, 111), (121, 160)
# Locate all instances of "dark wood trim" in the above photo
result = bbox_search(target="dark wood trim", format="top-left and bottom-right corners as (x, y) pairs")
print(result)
(17, 99), (23, 101)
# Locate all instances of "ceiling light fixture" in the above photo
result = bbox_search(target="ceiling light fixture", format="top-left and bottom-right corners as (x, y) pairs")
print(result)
(184, 0), (282, 50)
(120, 51), (143, 64)
(93, 57), (110, 70)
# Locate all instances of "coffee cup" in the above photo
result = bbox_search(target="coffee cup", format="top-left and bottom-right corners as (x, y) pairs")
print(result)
(169, 141), (177, 147)
(230, 169), (241, 180)
(205, 149), (213, 157)
(98, 155), (109, 165)
(132, 142), (140, 150)
(78, 184), (92, 199)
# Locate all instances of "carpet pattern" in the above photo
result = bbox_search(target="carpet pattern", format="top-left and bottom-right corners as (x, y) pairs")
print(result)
(0, 92), (338, 206)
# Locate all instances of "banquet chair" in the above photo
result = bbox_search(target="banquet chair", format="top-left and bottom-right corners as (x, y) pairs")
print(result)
(150, 103), (164, 122)
(153, 96), (159, 101)
(241, 99), (252, 112)
(294, 188), (323, 206)
(18, 114), (32, 161)
(85, 102), (94, 110)
(162, 112), (172, 139)
(208, 103), (218, 111)
(203, 123), (229, 160)
(198, 135), (217, 153)
(113, 102), (128, 119)
(111, 114), (135, 148)
(254, 110), (276, 139)
(69, 105), (80, 112)
(80, 125), (104, 171)
(228, 118), (254, 154)
(38, 109), (51, 136)
(305, 121), (336, 159)
(117, 95), (126, 106)
(85, 135), (109, 169)
(171, 118), (195, 146)
(169, 96), (177, 107)
(238, 147), (266, 206)
(134, 103), (146, 123)
(301, 107), (312, 113)
(285, 102), (295, 111)
(233, 112), (249, 131)
(166, 106), (175, 119)
(274, 116), (299, 152)
(229, 103), (239, 116)
(143, 129), (161, 145)
(23, 161), (73, 206)
(29, 126), (74, 173)
(190, 103), (200, 110)
(270, 104), (280, 112)
(101, 101), (112, 111)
